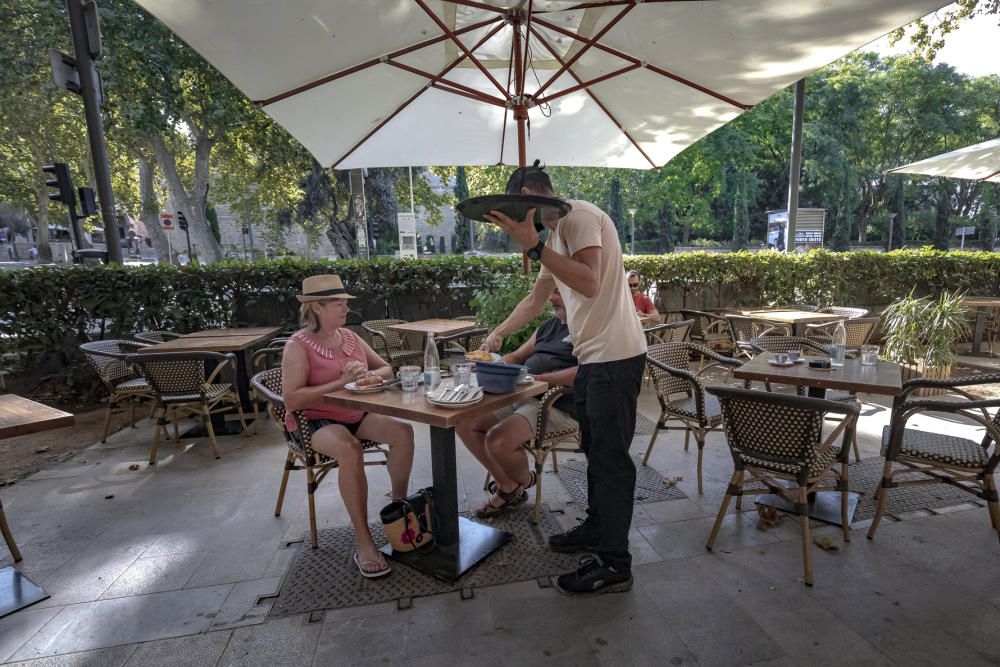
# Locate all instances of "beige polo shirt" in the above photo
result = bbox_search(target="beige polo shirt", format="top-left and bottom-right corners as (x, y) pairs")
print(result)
(538, 200), (647, 365)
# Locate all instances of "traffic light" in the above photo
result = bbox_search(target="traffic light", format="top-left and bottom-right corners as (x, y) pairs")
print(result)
(78, 187), (98, 216)
(177, 210), (188, 231)
(370, 218), (380, 240)
(42, 163), (75, 206)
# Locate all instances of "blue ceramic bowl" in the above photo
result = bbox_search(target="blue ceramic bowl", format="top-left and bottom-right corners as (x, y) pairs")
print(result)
(475, 361), (524, 394)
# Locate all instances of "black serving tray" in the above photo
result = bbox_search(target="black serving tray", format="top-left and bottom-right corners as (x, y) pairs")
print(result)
(456, 194), (571, 231)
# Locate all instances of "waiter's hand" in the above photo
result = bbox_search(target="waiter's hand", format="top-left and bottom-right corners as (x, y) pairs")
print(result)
(481, 332), (504, 353)
(484, 208), (537, 251)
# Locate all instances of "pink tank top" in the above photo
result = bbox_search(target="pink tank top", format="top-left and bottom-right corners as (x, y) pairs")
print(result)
(285, 328), (367, 431)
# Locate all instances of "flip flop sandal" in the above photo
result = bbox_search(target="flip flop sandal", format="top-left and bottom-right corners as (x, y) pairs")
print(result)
(354, 552), (391, 579)
(475, 484), (527, 518)
(487, 471), (536, 495)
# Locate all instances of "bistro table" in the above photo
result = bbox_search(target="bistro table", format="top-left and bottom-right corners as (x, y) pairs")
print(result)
(740, 310), (845, 337)
(137, 327), (281, 433)
(733, 352), (903, 526)
(0, 395), (74, 617)
(324, 379), (548, 581)
(961, 297), (1000, 356)
(388, 319), (479, 356)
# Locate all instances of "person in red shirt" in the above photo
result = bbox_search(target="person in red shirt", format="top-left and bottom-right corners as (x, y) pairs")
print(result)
(627, 270), (661, 324)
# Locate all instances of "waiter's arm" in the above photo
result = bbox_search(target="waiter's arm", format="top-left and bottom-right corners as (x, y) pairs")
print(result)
(538, 245), (600, 298)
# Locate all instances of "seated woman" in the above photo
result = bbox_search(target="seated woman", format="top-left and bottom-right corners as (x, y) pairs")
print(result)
(282, 274), (414, 578)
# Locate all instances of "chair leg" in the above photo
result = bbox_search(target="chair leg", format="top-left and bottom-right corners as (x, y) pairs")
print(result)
(172, 407), (180, 442)
(841, 461), (851, 543)
(551, 450), (559, 473)
(203, 407), (222, 459)
(0, 501), (22, 562)
(984, 475), (1000, 543)
(851, 430), (861, 463)
(275, 451), (293, 517)
(252, 394), (261, 436)
(234, 400), (251, 437)
(532, 461), (544, 525)
(306, 464), (319, 548)
(867, 460), (894, 540)
(100, 400), (115, 443)
(799, 486), (813, 586)
(128, 401), (136, 429)
(642, 423), (662, 466)
(149, 406), (165, 465)
(696, 435), (705, 495)
(683, 428), (690, 452)
(707, 470), (739, 550)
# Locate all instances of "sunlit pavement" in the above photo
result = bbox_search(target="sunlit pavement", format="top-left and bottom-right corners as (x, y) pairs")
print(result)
(0, 380), (997, 665)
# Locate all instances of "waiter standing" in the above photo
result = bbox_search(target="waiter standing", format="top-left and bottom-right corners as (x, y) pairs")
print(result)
(481, 161), (646, 596)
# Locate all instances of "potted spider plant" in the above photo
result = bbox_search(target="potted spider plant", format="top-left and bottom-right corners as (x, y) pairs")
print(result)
(880, 290), (969, 395)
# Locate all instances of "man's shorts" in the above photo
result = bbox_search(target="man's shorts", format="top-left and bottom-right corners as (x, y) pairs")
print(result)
(495, 398), (577, 438)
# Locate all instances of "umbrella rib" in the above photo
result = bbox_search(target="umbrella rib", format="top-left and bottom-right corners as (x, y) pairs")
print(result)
(529, 26), (657, 169)
(536, 0), (704, 10)
(330, 19), (508, 169)
(499, 37), (517, 166)
(442, 0), (508, 13)
(534, 64), (641, 105)
(387, 61), (506, 106)
(253, 16), (500, 107)
(414, 0), (510, 99)
(532, 15), (750, 110)
(532, 3), (632, 99)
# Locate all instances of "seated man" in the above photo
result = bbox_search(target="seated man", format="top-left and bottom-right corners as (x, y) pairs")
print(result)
(627, 270), (662, 324)
(457, 289), (578, 517)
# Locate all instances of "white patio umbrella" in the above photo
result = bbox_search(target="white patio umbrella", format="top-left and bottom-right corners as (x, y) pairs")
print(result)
(888, 138), (1000, 183)
(135, 0), (948, 170)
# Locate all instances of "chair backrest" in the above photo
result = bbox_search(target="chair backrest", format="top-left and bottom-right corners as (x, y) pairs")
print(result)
(749, 336), (830, 356)
(251, 368), (318, 458)
(80, 339), (150, 388)
(707, 385), (859, 476)
(134, 330), (180, 344)
(361, 319), (407, 353)
(645, 319), (693, 344)
(764, 304), (819, 312)
(647, 342), (699, 400)
(842, 317), (880, 348)
(820, 306), (869, 319)
(128, 351), (232, 397)
(726, 315), (760, 345)
(253, 338), (290, 372)
(454, 317), (488, 350)
(680, 310), (722, 339)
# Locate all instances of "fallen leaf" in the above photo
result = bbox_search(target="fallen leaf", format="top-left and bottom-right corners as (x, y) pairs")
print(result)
(128, 464), (140, 471)
(663, 476), (683, 487)
(756, 505), (781, 531)
(104, 494), (114, 500)
(813, 536), (839, 551)
(35, 447), (50, 454)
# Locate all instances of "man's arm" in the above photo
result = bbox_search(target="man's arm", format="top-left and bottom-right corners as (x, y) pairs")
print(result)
(482, 276), (554, 352)
(502, 330), (537, 365)
(534, 365), (577, 388)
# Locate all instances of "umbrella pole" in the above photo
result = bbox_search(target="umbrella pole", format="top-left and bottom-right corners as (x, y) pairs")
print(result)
(512, 11), (530, 274)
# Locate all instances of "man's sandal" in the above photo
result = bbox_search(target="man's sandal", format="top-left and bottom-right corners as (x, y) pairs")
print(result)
(476, 484), (527, 518)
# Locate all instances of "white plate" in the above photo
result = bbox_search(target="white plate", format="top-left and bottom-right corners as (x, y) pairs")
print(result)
(767, 359), (803, 367)
(465, 352), (503, 363)
(345, 381), (385, 393)
(428, 395), (484, 408)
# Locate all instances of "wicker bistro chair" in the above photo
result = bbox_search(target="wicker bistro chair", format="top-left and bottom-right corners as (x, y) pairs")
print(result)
(134, 330), (181, 344)
(819, 306), (869, 319)
(128, 351), (249, 464)
(644, 342), (743, 494)
(436, 327), (489, 371)
(643, 319), (693, 345)
(705, 386), (860, 586)
(680, 310), (734, 355)
(481, 385), (582, 524)
(804, 317), (879, 354)
(361, 319), (423, 370)
(867, 374), (1000, 544)
(80, 340), (157, 442)
(454, 316), (488, 352)
(249, 338), (291, 434)
(250, 369), (389, 548)
(726, 315), (792, 359)
(747, 336), (862, 461)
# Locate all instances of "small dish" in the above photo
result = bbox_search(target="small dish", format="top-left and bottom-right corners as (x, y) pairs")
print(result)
(345, 381), (385, 394)
(767, 359), (796, 367)
(518, 374), (535, 385)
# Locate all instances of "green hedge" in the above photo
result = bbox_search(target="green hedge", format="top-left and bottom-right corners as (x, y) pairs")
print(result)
(3, 249), (998, 390)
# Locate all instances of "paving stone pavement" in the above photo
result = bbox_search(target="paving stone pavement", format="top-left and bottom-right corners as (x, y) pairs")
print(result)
(0, 385), (997, 665)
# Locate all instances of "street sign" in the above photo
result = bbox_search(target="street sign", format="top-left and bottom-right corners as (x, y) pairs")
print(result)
(49, 49), (81, 94)
(954, 226), (976, 237)
(160, 212), (174, 231)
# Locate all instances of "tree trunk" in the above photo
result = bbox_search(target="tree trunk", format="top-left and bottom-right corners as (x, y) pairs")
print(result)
(933, 185), (951, 251)
(139, 155), (171, 263)
(33, 186), (53, 262)
(150, 133), (224, 263)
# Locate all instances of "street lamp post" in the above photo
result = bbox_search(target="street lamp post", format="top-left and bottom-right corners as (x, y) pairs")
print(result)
(627, 208), (637, 254)
(887, 213), (897, 252)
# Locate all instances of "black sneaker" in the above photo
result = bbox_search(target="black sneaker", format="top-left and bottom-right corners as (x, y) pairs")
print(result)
(548, 522), (599, 553)
(555, 556), (633, 597)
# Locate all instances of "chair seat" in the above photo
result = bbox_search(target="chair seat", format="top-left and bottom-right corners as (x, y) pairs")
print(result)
(387, 349), (423, 362)
(666, 395), (724, 426)
(115, 378), (150, 394)
(826, 390), (856, 403)
(743, 445), (840, 477)
(881, 426), (989, 468)
(540, 428), (580, 445)
(159, 383), (234, 404)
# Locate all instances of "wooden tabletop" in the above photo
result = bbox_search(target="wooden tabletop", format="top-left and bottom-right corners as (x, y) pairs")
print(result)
(387, 319), (479, 338)
(182, 327), (285, 338)
(137, 327), (281, 353)
(324, 380), (548, 428)
(962, 297), (1000, 308)
(0, 395), (74, 440)
(741, 310), (845, 325)
(733, 352), (903, 396)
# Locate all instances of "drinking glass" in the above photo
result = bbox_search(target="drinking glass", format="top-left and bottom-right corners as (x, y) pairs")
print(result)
(452, 362), (472, 388)
(786, 349), (801, 362)
(773, 352), (788, 364)
(399, 365), (421, 392)
(860, 344), (879, 366)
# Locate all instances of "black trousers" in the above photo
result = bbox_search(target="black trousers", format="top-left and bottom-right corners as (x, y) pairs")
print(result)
(573, 352), (645, 569)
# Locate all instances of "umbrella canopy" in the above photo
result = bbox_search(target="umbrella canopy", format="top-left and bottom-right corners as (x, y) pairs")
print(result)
(136, 0), (947, 170)
(888, 138), (1000, 184)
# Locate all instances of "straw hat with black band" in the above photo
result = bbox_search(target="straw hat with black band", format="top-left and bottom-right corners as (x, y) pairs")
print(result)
(296, 274), (356, 302)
